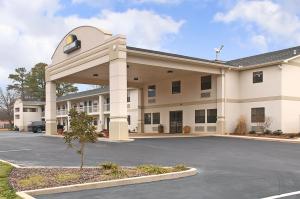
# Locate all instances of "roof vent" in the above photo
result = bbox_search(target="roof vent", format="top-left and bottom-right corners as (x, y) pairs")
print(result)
(294, 49), (297, 55)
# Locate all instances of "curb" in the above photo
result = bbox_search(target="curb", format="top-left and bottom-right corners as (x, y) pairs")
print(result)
(0, 159), (21, 168)
(213, 134), (300, 144)
(17, 168), (197, 198)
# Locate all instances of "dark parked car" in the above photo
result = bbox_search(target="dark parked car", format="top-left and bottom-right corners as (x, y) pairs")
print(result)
(28, 121), (45, 133)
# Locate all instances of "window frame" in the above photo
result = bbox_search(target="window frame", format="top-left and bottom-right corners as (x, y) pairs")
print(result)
(253, 71), (263, 83)
(201, 75), (212, 90)
(251, 107), (265, 123)
(207, 109), (217, 123)
(195, 109), (206, 123)
(148, 85), (156, 98)
(172, 81), (181, 94)
(144, 113), (152, 124)
(152, 112), (160, 124)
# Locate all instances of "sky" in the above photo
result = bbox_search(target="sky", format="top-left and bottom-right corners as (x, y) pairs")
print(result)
(1, 0), (300, 91)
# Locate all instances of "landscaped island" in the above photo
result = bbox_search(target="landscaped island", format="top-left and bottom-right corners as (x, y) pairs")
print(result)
(0, 161), (191, 198)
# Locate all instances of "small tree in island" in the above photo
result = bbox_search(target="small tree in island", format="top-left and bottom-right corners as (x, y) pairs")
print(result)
(64, 109), (98, 170)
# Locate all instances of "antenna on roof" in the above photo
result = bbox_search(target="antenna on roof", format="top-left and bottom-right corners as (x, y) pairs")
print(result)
(214, 44), (224, 61)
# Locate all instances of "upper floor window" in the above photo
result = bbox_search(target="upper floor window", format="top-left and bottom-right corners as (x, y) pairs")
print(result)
(15, 108), (20, 112)
(144, 113), (151, 124)
(251, 107), (265, 123)
(207, 109), (217, 123)
(127, 92), (131, 102)
(253, 71), (263, 83)
(148, 85), (156, 97)
(195, 109), (205, 123)
(15, 115), (20, 119)
(152, 113), (160, 124)
(172, 81), (181, 94)
(201, 75), (212, 90)
(23, 108), (37, 112)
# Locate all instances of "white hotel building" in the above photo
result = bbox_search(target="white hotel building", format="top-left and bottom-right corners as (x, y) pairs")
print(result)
(22, 25), (300, 141)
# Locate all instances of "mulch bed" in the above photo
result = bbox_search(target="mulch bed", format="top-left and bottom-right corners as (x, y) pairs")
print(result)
(9, 167), (146, 191)
(231, 133), (300, 139)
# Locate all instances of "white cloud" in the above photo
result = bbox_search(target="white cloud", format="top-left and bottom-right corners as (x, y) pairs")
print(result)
(214, 0), (300, 49)
(0, 0), (184, 89)
(251, 35), (268, 51)
(71, 0), (184, 6)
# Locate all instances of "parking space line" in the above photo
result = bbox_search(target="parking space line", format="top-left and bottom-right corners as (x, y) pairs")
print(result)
(261, 190), (300, 199)
(0, 149), (32, 153)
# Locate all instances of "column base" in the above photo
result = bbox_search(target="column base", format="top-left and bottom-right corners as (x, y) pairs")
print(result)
(216, 118), (226, 135)
(46, 121), (57, 135)
(109, 118), (128, 141)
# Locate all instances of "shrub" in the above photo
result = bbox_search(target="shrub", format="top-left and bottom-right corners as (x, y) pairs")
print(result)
(56, 173), (80, 183)
(272, 130), (283, 136)
(18, 175), (46, 189)
(100, 162), (119, 171)
(137, 164), (170, 175)
(234, 116), (247, 135)
(173, 164), (188, 172)
(264, 129), (272, 135)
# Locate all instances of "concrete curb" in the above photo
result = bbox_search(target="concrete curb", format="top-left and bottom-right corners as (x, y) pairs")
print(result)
(130, 134), (214, 139)
(17, 168), (197, 198)
(213, 134), (300, 144)
(44, 134), (135, 143)
(0, 159), (21, 168)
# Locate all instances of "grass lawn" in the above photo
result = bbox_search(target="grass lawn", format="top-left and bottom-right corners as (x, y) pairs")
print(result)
(0, 162), (20, 199)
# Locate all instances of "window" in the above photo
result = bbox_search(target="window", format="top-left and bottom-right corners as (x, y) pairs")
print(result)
(195, 109), (205, 123)
(23, 108), (37, 112)
(201, 75), (212, 90)
(251, 107), (265, 123)
(172, 81), (181, 94)
(15, 108), (20, 112)
(148, 85), (156, 97)
(253, 71), (263, 83)
(15, 115), (20, 119)
(144, 113), (151, 124)
(207, 109), (217, 123)
(93, 119), (98, 126)
(127, 115), (131, 125)
(127, 93), (131, 102)
(152, 113), (160, 124)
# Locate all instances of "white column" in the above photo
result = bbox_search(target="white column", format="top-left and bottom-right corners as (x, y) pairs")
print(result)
(109, 57), (128, 140)
(216, 70), (226, 134)
(45, 81), (57, 135)
(98, 95), (104, 131)
(66, 100), (71, 131)
(137, 88), (144, 133)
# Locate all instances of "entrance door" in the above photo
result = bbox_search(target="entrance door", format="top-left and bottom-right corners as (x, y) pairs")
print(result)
(169, 111), (183, 133)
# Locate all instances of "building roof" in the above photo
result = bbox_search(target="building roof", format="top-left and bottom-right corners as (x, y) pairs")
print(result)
(127, 46), (226, 65)
(226, 46), (300, 67)
(22, 101), (45, 106)
(57, 87), (109, 102)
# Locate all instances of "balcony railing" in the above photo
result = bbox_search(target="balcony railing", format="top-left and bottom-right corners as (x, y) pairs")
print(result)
(57, 109), (68, 116)
(71, 105), (99, 114)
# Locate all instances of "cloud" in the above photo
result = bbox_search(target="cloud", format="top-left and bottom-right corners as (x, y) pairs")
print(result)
(66, 9), (184, 49)
(250, 35), (268, 51)
(214, 0), (300, 49)
(71, 0), (185, 6)
(0, 0), (184, 89)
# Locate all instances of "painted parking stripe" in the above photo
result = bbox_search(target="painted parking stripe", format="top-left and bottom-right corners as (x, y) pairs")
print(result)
(0, 149), (32, 153)
(261, 190), (300, 199)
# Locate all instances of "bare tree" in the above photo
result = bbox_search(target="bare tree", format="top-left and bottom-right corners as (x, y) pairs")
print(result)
(0, 88), (16, 127)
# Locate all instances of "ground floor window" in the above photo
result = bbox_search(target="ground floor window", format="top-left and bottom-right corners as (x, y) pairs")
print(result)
(144, 113), (151, 124)
(195, 109), (205, 123)
(251, 107), (265, 123)
(152, 112), (160, 124)
(207, 109), (217, 123)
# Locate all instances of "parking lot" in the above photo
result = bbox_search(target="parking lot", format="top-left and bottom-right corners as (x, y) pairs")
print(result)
(1, 131), (300, 199)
